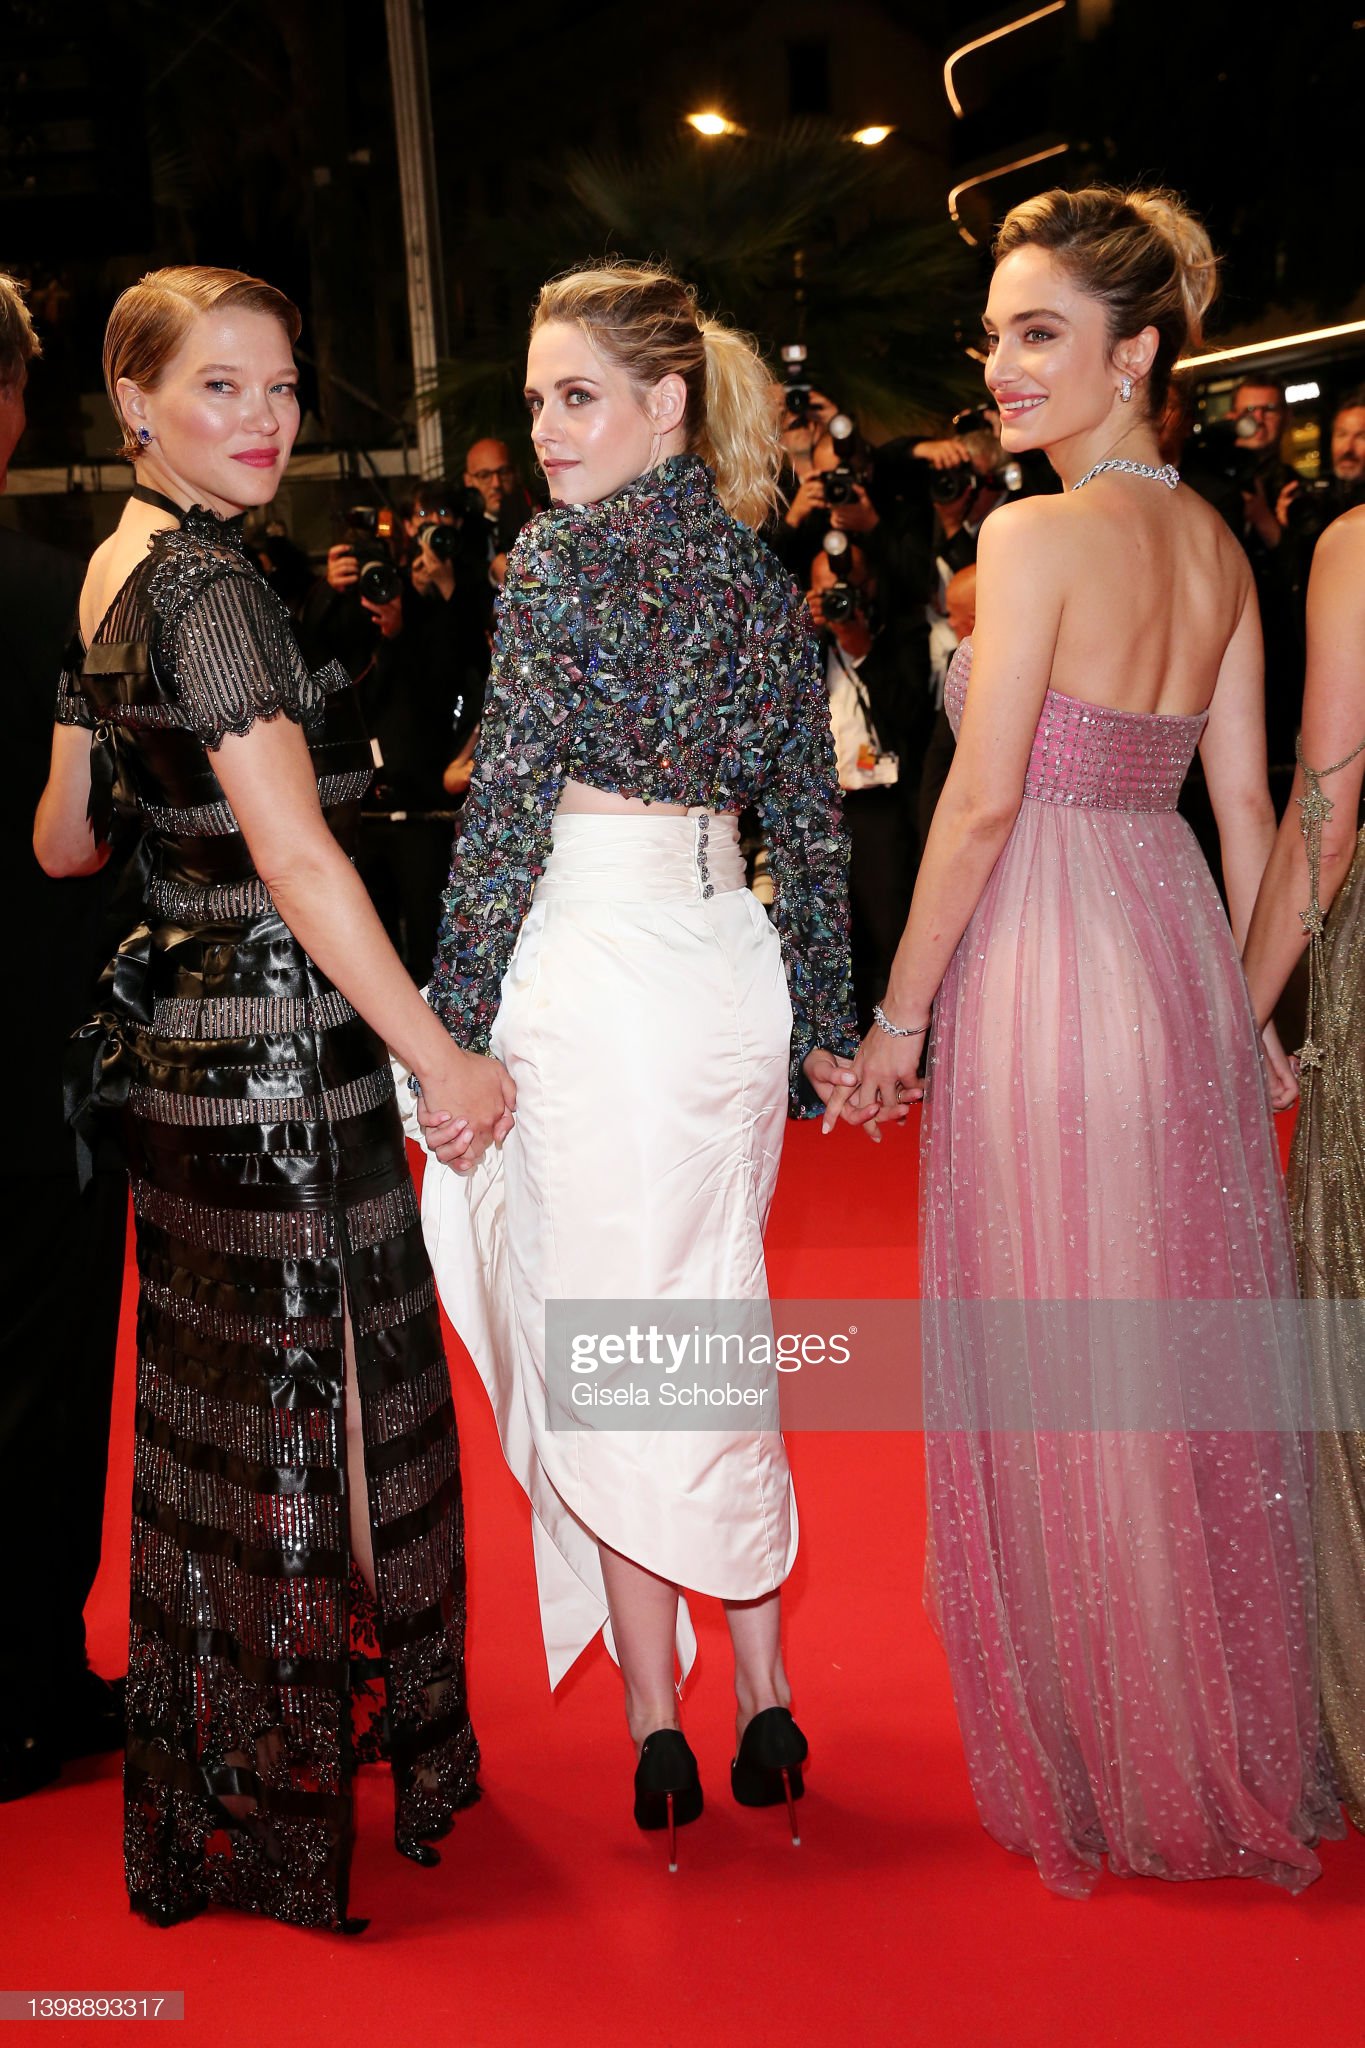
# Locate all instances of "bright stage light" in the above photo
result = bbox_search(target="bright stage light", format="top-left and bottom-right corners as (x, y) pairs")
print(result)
(1286, 381), (1322, 403)
(1178, 320), (1365, 371)
(686, 111), (742, 138)
(851, 125), (893, 146)
(944, 4), (1066, 118)
(947, 142), (1069, 245)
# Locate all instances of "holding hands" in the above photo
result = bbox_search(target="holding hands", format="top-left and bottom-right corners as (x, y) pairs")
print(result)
(416, 1049), (517, 1174)
(805, 1001), (931, 1142)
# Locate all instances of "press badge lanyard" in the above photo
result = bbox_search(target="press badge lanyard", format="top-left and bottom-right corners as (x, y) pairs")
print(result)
(832, 641), (888, 762)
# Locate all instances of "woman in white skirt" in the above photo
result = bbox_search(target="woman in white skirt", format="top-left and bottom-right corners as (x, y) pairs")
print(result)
(416, 263), (856, 1861)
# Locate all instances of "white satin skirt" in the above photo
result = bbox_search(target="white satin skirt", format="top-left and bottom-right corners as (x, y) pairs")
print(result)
(419, 811), (799, 1687)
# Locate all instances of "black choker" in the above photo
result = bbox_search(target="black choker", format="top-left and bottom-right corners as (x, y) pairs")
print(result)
(130, 483), (188, 521)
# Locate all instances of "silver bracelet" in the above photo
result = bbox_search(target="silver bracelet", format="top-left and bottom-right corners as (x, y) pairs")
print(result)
(872, 1003), (929, 1039)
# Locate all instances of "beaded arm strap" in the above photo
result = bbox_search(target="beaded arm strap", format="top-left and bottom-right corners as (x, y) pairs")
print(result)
(1294, 726), (1365, 1073)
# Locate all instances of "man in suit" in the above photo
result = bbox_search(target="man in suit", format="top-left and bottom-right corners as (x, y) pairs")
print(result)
(1, 272), (125, 1800)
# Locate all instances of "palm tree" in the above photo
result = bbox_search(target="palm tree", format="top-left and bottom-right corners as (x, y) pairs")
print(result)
(432, 121), (982, 466)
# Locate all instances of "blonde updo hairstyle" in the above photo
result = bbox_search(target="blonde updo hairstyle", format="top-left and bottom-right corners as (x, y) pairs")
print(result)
(993, 186), (1218, 417)
(531, 261), (780, 528)
(103, 265), (302, 463)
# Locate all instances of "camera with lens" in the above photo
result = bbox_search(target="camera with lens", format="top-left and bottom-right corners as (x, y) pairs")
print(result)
(928, 456), (1022, 502)
(780, 342), (813, 421)
(921, 409), (1023, 503)
(1187, 414), (1278, 494)
(414, 484), (492, 575)
(820, 529), (858, 623)
(340, 504), (404, 606)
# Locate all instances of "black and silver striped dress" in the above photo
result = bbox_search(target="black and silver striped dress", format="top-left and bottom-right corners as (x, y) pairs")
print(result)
(56, 503), (477, 1931)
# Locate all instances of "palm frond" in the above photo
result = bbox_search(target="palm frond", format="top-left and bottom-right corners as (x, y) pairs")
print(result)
(435, 121), (985, 455)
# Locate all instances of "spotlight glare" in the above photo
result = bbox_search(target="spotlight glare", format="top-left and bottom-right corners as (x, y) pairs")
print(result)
(1286, 381), (1321, 403)
(851, 125), (893, 146)
(686, 111), (741, 138)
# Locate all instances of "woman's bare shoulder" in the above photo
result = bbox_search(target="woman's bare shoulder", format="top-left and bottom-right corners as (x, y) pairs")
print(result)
(1313, 499), (1365, 567)
(975, 490), (1070, 560)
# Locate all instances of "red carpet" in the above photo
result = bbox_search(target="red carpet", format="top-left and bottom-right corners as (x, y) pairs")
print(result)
(5, 1112), (1363, 2047)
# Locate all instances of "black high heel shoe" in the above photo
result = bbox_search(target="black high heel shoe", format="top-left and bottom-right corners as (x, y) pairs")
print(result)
(633, 1729), (703, 1873)
(731, 1707), (808, 1844)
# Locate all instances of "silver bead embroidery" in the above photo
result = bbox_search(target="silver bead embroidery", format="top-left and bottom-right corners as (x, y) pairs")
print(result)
(128, 1067), (393, 1128)
(148, 992), (358, 1040)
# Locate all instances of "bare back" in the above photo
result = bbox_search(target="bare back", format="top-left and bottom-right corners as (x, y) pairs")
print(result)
(1044, 479), (1251, 718)
(78, 506), (176, 648)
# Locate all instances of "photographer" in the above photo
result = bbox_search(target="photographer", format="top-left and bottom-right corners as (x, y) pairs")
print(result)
(772, 369), (970, 610)
(3, 272), (125, 1797)
(299, 481), (491, 976)
(463, 436), (534, 584)
(1277, 386), (1365, 543)
(1187, 377), (1299, 779)
(806, 531), (931, 1030)
(1226, 379), (1295, 553)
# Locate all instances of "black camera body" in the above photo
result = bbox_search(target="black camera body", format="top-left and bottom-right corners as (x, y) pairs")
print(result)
(820, 528), (858, 622)
(819, 412), (863, 507)
(929, 463), (976, 504)
(349, 542), (402, 606)
(415, 484), (492, 576)
(925, 459), (1022, 502)
(1189, 416), (1279, 494)
(339, 503), (404, 606)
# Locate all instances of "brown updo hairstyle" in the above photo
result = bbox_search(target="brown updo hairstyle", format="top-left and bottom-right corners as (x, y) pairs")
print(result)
(992, 186), (1219, 417)
(103, 265), (302, 462)
(531, 260), (780, 528)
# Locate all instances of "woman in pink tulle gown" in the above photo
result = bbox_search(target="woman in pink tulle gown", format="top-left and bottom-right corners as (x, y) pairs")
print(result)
(840, 186), (1340, 1894)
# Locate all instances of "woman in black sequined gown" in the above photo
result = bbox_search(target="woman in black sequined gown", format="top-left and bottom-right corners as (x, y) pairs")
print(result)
(35, 267), (511, 1930)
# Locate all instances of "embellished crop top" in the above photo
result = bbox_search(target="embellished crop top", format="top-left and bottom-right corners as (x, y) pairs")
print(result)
(427, 453), (856, 1111)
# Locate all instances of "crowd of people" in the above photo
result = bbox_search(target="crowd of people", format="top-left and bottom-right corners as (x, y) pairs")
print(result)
(1, 174), (1363, 1929)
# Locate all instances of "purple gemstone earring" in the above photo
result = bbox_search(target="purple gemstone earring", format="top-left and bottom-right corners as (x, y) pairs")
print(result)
(138, 427), (152, 445)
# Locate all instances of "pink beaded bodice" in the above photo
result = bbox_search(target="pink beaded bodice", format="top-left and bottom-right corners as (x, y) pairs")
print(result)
(944, 639), (1207, 812)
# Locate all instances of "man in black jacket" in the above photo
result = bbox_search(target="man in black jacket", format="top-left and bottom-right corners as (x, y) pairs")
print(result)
(1, 273), (125, 1800)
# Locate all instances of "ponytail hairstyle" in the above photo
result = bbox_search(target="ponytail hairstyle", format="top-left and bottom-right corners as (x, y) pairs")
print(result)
(993, 185), (1218, 417)
(531, 260), (781, 527)
(103, 265), (302, 463)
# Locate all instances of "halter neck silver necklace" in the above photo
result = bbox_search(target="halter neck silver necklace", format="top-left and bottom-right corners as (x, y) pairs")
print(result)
(1072, 457), (1180, 492)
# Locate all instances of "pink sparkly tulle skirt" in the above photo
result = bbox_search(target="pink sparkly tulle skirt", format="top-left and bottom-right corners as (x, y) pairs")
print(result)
(920, 646), (1341, 1894)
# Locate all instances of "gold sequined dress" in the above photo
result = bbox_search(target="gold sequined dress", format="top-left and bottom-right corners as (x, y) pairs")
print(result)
(1288, 730), (1365, 1831)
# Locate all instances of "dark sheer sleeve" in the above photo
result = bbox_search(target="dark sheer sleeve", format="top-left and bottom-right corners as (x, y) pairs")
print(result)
(756, 605), (858, 1114)
(54, 635), (95, 728)
(164, 561), (316, 751)
(427, 520), (581, 1049)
